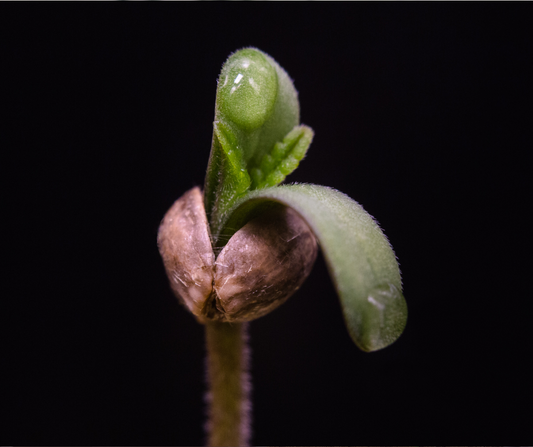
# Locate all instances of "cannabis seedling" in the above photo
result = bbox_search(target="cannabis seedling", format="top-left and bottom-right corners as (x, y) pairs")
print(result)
(158, 48), (407, 447)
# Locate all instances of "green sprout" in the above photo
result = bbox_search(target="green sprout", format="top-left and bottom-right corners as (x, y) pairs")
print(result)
(158, 47), (407, 447)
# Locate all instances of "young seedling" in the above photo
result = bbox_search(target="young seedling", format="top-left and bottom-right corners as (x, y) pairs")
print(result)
(158, 48), (407, 447)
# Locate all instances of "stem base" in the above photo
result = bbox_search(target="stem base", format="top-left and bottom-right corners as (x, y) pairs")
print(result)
(205, 321), (251, 447)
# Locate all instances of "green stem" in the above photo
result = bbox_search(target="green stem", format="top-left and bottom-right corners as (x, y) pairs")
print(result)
(205, 321), (251, 447)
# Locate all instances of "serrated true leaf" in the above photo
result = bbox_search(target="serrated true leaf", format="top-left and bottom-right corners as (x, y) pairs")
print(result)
(204, 48), (308, 233)
(250, 125), (314, 190)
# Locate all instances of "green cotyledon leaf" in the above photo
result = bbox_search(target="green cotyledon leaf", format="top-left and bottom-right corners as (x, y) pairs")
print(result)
(213, 183), (407, 352)
(204, 48), (313, 234)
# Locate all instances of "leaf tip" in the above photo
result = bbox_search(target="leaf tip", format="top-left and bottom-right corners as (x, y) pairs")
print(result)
(347, 283), (407, 352)
(217, 48), (278, 131)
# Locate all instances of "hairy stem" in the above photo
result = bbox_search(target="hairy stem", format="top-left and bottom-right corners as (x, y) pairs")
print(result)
(205, 321), (251, 447)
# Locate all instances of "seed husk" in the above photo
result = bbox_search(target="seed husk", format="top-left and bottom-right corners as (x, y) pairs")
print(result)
(158, 187), (317, 323)
(157, 187), (215, 320)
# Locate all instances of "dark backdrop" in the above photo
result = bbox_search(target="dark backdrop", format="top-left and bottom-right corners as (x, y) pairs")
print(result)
(2, 4), (531, 446)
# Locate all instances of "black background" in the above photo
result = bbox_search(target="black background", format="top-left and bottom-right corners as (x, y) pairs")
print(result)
(2, 4), (531, 446)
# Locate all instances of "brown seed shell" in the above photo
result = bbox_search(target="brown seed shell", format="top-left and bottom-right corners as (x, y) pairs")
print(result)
(157, 187), (215, 319)
(213, 206), (318, 322)
(158, 187), (318, 323)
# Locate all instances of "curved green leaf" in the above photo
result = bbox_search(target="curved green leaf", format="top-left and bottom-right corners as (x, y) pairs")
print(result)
(214, 183), (407, 352)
